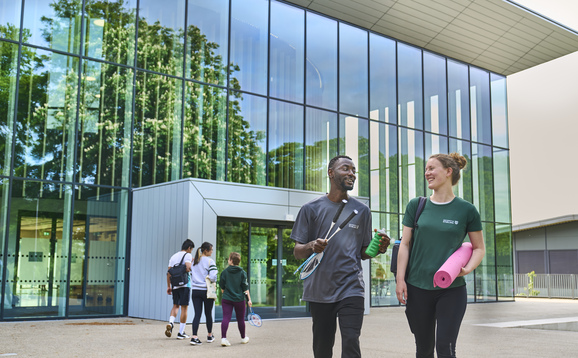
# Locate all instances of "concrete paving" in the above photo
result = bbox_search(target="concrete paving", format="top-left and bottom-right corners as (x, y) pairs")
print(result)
(1, 298), (577, 357)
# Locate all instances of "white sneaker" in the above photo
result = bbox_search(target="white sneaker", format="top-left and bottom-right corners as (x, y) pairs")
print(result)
(241, 336), (250, 344)
(221, 338), (231, 346)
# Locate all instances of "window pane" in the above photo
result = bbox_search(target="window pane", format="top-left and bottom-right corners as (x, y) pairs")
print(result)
(79, 60), (132, 187)
(424, 52), (447, 134)
(133, 71), (182, 187)
(137, 0), (185, 77)
(306, 13), (337, 110)
(491, 73), (508, 148)
(268, 100), (303, 189)
(305, 107), (338, 192)
(493, 147), (511, 223)
(70, 186), (128, 316)
(186, 0), (229, 85)
(370, 34), (396, 123)
(230, 0), (268, 95)
(425, 133), (448, 159)
(227, 91), (267, 185)
(15, 47), (78, 181)
(370, 121), (398, 213)
(0, 41), (18, 175)
(0, 1), (21, 41)
(182, 82), (226, 182)
(270, 1), (304, 102)
(472, 143), (494, 222)
(399, 127), (424, 210)
(339, 23), (368, 118)
(23, 0), (82, 54)
(84, 0), (137, 66)
(398, 43), (422, 129)
(448, 60), (470, 140)
(496, 223), (514, 301)
(475, 222), (496, 302)
(340, 115), (369, 197)
(370, 212), (398, 307)
(4, 180), (73, 319)
(449, 138), (472, 203)
(470, 67), (491, 144)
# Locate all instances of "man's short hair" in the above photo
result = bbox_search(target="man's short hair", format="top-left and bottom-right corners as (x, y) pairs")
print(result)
(181, 239), (194, 251)
(229, 252), (241, 266)
(328, 155), (353, 171)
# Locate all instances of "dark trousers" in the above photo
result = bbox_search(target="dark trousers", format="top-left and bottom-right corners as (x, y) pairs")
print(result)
(309, 296), (365, 358)
(405, 284), (467, 358)
(221, 299), (246, 339)
(191, 289), (214, 335)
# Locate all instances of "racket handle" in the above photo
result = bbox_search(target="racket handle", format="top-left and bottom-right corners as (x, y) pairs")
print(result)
(332, 199), (347, 222)
(338, 209), (358, 229)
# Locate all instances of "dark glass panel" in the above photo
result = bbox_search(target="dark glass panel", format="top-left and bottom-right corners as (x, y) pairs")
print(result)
(369, 34), (396, 123)
(137, 0), (185, 77)
(270, 1), (304, 102)
(229, 0), (268, 95)
(268, 100), (303, 189)
(84, 0), (137, 66)
(23, 0), (82, 54)
(424, 133), (449, 159)
(0, 41), (18, 175)
(475, 222), (496, 302)
(305, 107), (338, 192)
(14, 47), (78, 182)
(339, 115), (369, 198)
(449, 138), (472, 203)
(369, 121), (398, 214)
(493, 147), (511, 223)
(398, 127), (424, 210)
(339, 23), (368, 118)
(4, 180), (73, 319)
(226, 91), (267, 185)
(370, 212), (398, 307)
(447, 59), (470, 140)
(69, 186), (128, 316)
(133, 71), (182, 187)
(496, 223), (514, 301)
(472, 143), (494, 222)
(470, 67), (491, 145)
(491, 73), (508, 148)
(186, 0), (229, 85)
(398, 43), (422, 129)
(305, 13), (337, 110)
(423, 52), (447, 135)
(0, 1), (21, 41)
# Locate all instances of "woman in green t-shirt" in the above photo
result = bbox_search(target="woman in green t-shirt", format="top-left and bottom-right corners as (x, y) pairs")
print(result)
(395, 153), (486, 358)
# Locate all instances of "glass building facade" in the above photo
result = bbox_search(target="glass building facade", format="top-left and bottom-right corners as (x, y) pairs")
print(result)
(0, 0), (512, 320)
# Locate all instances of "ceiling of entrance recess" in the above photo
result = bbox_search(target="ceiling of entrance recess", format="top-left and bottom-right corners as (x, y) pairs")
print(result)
(282, 0), (578, 76)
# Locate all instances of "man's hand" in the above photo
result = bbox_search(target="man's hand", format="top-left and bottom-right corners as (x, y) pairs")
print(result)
(167, 287), (172, 295)
(312, 238), (328, 253)
(377, 232), (391, 254)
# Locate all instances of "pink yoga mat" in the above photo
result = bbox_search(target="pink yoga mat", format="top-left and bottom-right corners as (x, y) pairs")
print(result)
(433, 242), (473, 288)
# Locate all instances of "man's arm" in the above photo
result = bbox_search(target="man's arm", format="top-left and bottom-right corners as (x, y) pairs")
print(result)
(166, 268), (172, 295)
(360, 232), (391, 260)
(294, 239), (328, 260)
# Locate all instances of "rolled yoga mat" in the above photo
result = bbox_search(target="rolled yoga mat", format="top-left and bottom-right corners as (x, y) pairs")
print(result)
(433, 242), (473, 288)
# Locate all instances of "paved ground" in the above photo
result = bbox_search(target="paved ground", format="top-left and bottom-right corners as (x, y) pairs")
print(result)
(1, 298), (577, 357)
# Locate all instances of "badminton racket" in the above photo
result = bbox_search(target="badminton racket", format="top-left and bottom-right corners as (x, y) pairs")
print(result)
(247, 306), (262, 327)
(294, 209), (359, 280)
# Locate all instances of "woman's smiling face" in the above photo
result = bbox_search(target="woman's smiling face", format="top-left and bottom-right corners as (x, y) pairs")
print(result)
(425, 158), (451, 190)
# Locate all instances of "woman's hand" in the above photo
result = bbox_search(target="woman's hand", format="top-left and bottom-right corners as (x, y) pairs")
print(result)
(396, 279), (408, 305)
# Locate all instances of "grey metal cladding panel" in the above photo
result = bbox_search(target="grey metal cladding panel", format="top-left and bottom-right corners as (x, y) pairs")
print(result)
(393, 0), (457, 24)
(284, 0), (313, 7)
(449, 17), (504, 40)
(353, 0), (396, 13)
(320, 0), (384, 18)
(549, 31), (578, 49)
(207, 199), (289, 221)
(429, 0), (468, 14)
(373, 16), (434, 44)
(435, 28), (491, 52)
(288, 190), (324, 208)
(509, 23), (549, 45)
(428, 36), (484, 59)
(308, 2), (376, 29)
(385, 7), (446, 34)
(532, 41), (567, 58)
(192, 180), (289, 207)
(466, 1), (523, 25)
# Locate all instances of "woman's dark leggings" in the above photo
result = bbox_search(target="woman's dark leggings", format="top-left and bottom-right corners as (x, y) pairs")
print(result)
(191, 289), (214, 335)
(221, 298), (246, 339)
(405, 283), (467, 358)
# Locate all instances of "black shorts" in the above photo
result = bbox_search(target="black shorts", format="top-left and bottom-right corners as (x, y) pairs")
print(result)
(172, 287), (191, 306)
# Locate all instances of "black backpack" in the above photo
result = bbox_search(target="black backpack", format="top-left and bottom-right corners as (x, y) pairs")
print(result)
(390, 196), (427, 274)
(168, 253), (189, 287)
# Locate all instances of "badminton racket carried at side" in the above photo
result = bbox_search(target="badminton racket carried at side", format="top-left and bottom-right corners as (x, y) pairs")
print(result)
(247, 306), (262, 327)
(294, 200), (358, 280)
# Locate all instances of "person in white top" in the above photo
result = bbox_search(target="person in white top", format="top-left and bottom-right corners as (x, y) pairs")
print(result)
(189, 242), (218, 345)
(165, 239), (194, 339)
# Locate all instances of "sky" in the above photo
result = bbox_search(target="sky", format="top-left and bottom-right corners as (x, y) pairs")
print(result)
(513, 0), (578, 30)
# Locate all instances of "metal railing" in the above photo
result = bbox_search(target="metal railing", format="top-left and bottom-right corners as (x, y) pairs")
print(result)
(515, 273), (578, 299)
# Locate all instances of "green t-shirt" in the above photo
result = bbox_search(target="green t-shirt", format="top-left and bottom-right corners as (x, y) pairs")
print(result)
(402, 196), (482, 290)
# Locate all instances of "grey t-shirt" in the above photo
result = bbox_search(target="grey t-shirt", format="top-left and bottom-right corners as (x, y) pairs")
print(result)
(291, 195), (372, 303)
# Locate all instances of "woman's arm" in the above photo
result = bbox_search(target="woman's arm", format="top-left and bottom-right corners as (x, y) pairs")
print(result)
(459, 230), (485, 276)
(395, 225), (414, 304)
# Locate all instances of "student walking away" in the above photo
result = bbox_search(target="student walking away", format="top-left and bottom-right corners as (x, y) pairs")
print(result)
(291, 155), (390, 358)
(166, 239), (195, 339)
(189, 242), (218, 345)
(219, 252), (252, 347)
(395, 153), (486, 358)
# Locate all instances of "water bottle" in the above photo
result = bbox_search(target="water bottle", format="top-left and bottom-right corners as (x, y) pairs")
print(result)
(365, 228), (385, 257)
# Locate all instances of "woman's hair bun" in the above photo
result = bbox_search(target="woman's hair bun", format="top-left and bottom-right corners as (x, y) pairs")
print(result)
(449, 152), (467, 170)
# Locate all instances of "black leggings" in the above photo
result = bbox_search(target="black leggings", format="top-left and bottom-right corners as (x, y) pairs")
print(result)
(191, 289), (214, 336)
(405, 284), (467, 358)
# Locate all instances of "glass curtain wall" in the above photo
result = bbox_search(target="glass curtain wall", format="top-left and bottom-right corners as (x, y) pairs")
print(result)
(0, 0), (513, 319)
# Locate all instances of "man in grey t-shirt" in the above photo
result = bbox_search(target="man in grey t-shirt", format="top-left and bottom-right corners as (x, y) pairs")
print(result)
(292, 155), (390, 358)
